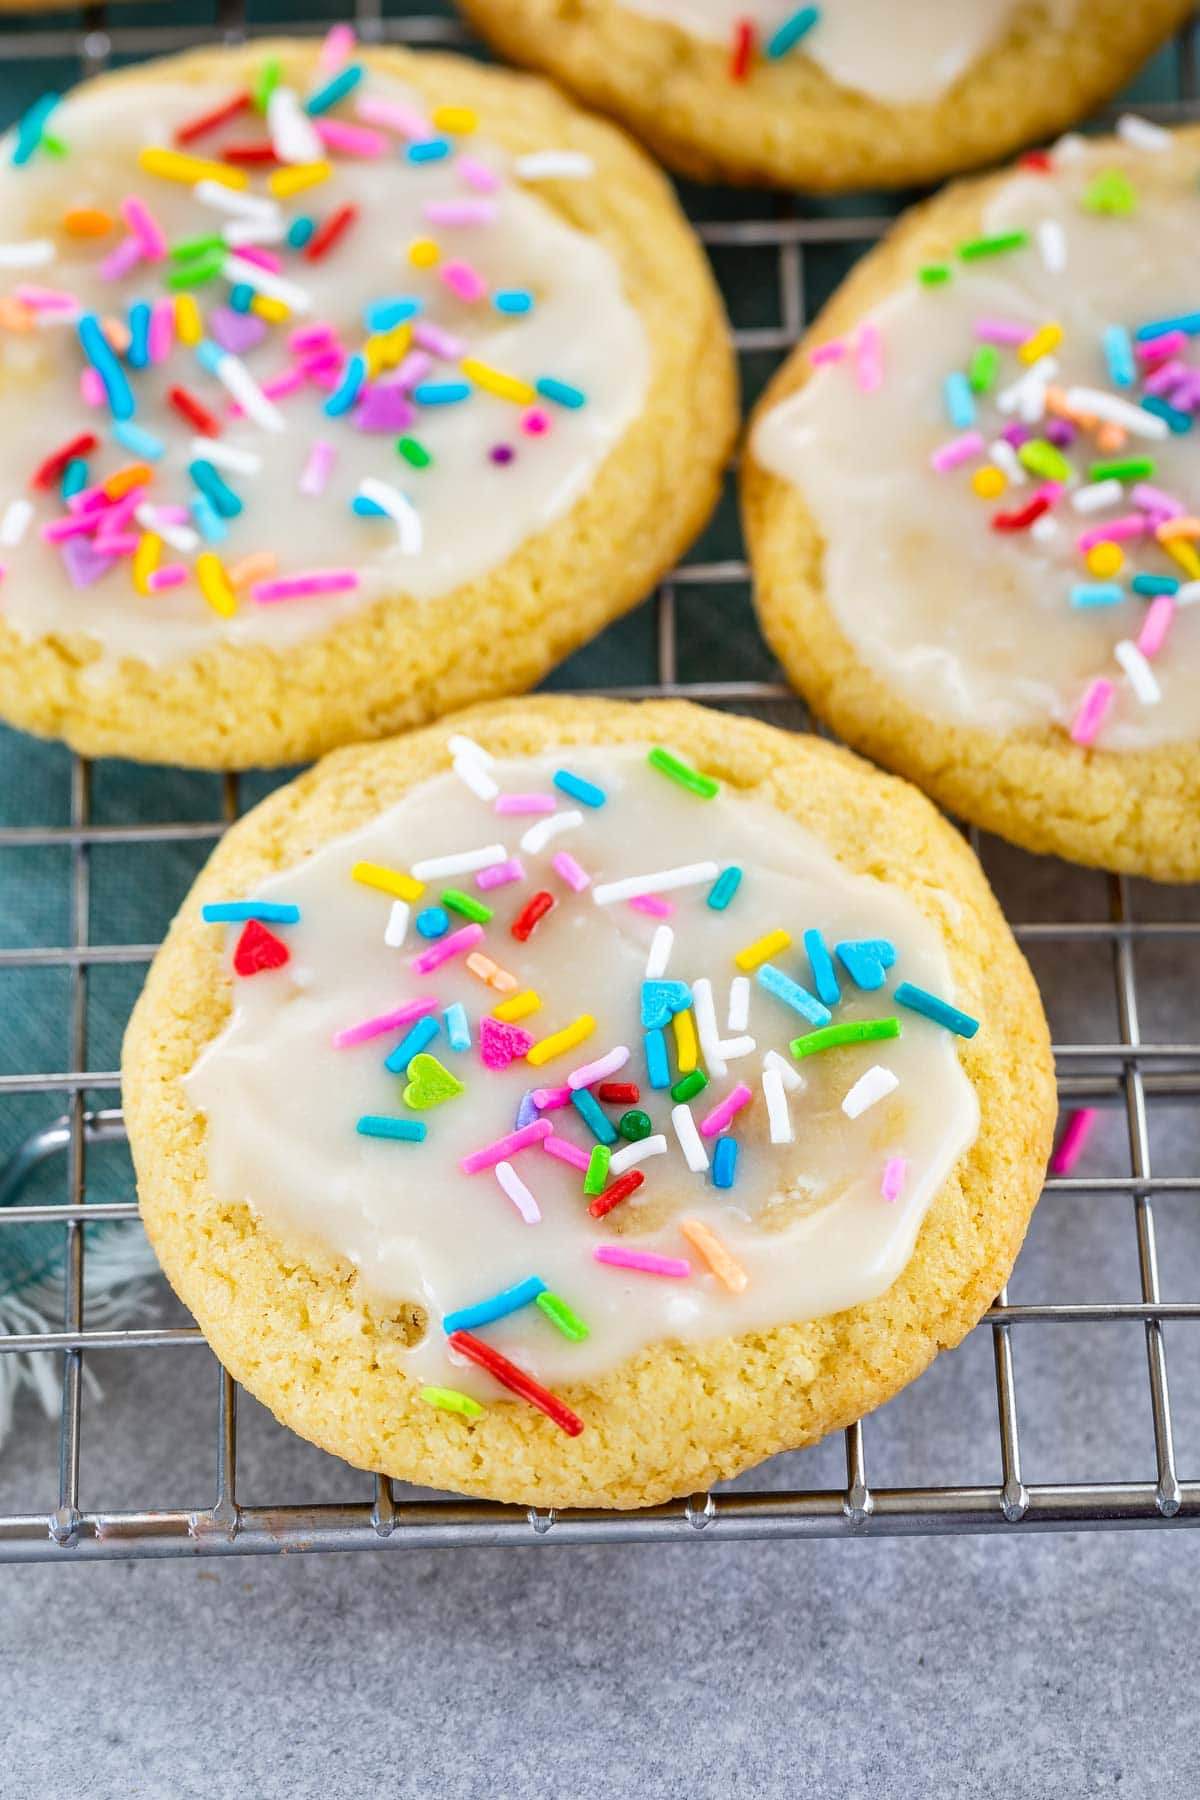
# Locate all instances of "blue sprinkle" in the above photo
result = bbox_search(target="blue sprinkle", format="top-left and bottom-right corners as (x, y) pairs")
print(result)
(304, 63), (364, 117)
(357, 1115), (427, 1143)
(515, 1091), (539, 1130)
(61, 458), (88, 501)
(77, 313), (135, 421)
(126, 301), (152, 372)
(416, 906), (450, 939)
(1142, 395), (1192, 435)
(493, 289), (534, 315)
(286, 217), (315, 250)
(1103, 325), (1135, 389)
(195, 338), (225, 376)
(536, 376), (586, 409)
(712, 1135), (739, 1190)
(384, 1014), (440, 1073)
(835, 938), (897, 991)
(1132, 574), (1179, 597)
(803, 929), (841, 1006)
(13, 93), (59, 167)
(228, 283), (255, 314)
(572, 1087), (617, 1146)
(324, 351), (367, 418)
(202, 902), (300, 924)
(443, 1275), (548, 1335)
(413, 380), (471, 406)
(706, 866), (743, 911)
(553, 768), (606, 808)
(756, 964), (832, 1027)
(1070, 582), (1125, 608)
(644, 1029), (670, 1090)
(190, 495), (226, 544)
(444, 1002), (471, 1052)
(765, 5), (820, 58)
(365, 295), (422, 333)
(406, 137), (452, 163)
(113, 421), (165, 461)
(189, 458), (242, 519)
(352, 495), (387, 517)
(943, 370), (975, 429)
(894, 981), (979, 1040)
(641, 979), (692, 1029)
(1134, 311), (1200, 342)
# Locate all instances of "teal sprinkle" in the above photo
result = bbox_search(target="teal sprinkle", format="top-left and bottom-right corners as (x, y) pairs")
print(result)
(407, 138), (451, 163)
(1141, 395), (1192, 434)
(324, 352), (367, 418)
(189, 459), (242, 519)
(126, 301), (151, 372)
(1132, 574), (1179, 597)
(706, 866), (743, 911)
(536, 376), (586, 409)
(13, 93), (59, 166)
(413, 380), (470, 406)
(189, 495), (227, 545)
(304, 63), (364, 117)
(61, 458), (88, 501)
(765, 5), (821, 58)
(229, 283), (255, 314)
(77, 313), (134, 421)
(571, 1087), (617, 1146)
(287, 216), (315, 250)
(493, 289), (534, 315)
(357, 1116), (427, 1143)
(894, 981), (979, 1039)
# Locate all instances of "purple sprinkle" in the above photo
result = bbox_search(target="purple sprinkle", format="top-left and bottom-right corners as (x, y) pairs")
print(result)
(515, 1091), (539, 1130)
(1044, 418), (1075, 448)
(413, 320), (466, 361)
(210, 306), (268, 356)
(490, 444), (515, 465)
(353, 385), (416, 433)
(1002, 423), (1030, 448)
(61, 537), (118, 589)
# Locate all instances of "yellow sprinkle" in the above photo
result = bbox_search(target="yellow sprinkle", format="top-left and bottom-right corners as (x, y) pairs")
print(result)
(351, 861), (424, 903)
(734, 928), (791, 973)
(461, 357), (537, 406)
(1018, 322), (1063, 366)
(465, 951), (518, 993)
(365, 321), (412, 379)
(138, 146), (248, 190)
(1164, 536), (1200, 580)
(526, 1014), (595, 1068)
(195, 551), (237, 619)
(672, 1007), (698, 1075)
(408, 237), (440, 269)
(174, 292), (203, 347)
(1086, 541), (1124, 579)
(493, 990), (541, 1024)
(132, 532), (161, 596)
(679, 1219), (748, 1294)
(250, 294), (290, 324)
(267, 160), (331, 199)
(431, 105), (478, 134)
(972, 465), (1006, 500)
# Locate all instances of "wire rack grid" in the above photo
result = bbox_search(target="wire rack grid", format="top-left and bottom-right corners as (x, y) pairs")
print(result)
(0, 1), (1198, 1562)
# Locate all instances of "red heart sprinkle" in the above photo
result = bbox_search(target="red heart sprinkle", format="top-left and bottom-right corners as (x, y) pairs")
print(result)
(233, 919), (290, 976)
(479, 1015), (533, 1070)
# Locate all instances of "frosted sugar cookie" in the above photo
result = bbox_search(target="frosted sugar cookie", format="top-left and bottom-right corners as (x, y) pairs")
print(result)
(0, 35), (735, 767)
(745, 126), (1200, 878)
(123, 697), (1053, 1509)
(457, 0), (1190, 191)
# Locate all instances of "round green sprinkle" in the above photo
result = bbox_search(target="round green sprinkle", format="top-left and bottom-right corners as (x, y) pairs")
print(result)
(670, 1069), (708, 1105)
(40, 133), (67, 158)
(536, 1292), (590, 1342)
(790, 1018), (901, 1059)
(1089, 457), (1155, 483)
(646, 746), (719, 799)
(968, 345), (1000, 394)
(919, 263), (951, 286)
(397, 435), (432, 469)
(584, 1143), (611, 1196)
(619, 1108), (653, 1142)
(441, 888), (492, 924)
(957, 230), (1029, 261)
(421, 1386), (484, 1419)
(1083, 169), (1137, 216)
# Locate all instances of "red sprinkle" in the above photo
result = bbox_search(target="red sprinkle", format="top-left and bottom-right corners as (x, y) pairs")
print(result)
(168, 385), (222, 437)
(233, 920), (290, 976)
(174, 91), (251, 146)
(729, 18), (755, 80)
(598, 1082), (640, 1105)
(1019, 150), (1054, 172)
(511, 890), (555, 943)
(587, 1168), (644, 1220)
(447, 1330), (584, 1437)
(305, 204), (358, 263)
(30, 432), (98, 491)
(221, 142), (281, 165)
(992, 495), (1051, 532)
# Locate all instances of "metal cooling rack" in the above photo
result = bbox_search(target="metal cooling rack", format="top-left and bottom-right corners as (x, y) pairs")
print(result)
(1, 1), (1199, 1561)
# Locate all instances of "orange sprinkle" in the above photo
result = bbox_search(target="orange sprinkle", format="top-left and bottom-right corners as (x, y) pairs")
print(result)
(465, 951), (519, 993)
(1096, 423), (1127, 454)
(101, 316), (131, 355)
(679, 1219), (748, 1294)
(103, 462), (153, 500)
(0, 297), (35, 333)
(227, 550), (277, 590)
(63, 207), (114, 237)
(1155, 515), (1200, 542)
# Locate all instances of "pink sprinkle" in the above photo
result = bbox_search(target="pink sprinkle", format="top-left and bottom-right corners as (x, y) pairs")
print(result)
(461, 1118), (552, 1175)
(81, 369), (105, 407)
(234, 244), (282, 273)
(356, 96), (433, 140)
(424, 200), (498, 228)
(521, 408), (550, 436)
(930, 430), (985, 474)
(881, 1156), (907, 1203)
(68, 486), (107, 515)
(809, 339), (847, 366)
(290, 324), (336, 353)
(698, 1083), (753, 1138)
(98, 236), (143, 282)
(1137, 595), (1175, 658)
(148, 297), (175, 364)
(1143, 359), (1188, 398)
(315, 118), (388, 159)
(494, 1162), (541, 1225)
(120, 194), (166, 262)
(854, 324), (883, 393)
(94, 532), (138, 556)
(319, 21), (356, 69)
(251, 570), (360, 603)
(299, 439), (336, 498)
(458, 155), (501, 194)
(568, 1046), (629, 1091)
(973, 316), (1030, 346)
(540, 1134), (591, 1171)
(414, 320), (465, 360)
(394, 349), (435, 392)
(1070, 677), (1115, 747)
(629, 895), (672, 919)
(42, 513), (101, 544)
(14, 286), (77, 311)
(551, 851), (590, 893)
(332, 997), (439, 1050)
(594, 1246), (691, 1278)
(532, 1085), (572, 1111)
(1136, 329), (1187, 363)
(410, 922), (484, 976)
(1076, 515), (1148, 552)
(1051, 1107), (1098, 1175)
(147, 564), (187, 592)
(1132, 483), (1185, 519)
(476, 856), (525, 891)
(494, 793), (555, 815)
(150, 504), (190, 525)
(439, 261), (488, 305)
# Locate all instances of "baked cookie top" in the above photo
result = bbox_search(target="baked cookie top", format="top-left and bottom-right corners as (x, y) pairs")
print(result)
(124, 697), (1053, 1508)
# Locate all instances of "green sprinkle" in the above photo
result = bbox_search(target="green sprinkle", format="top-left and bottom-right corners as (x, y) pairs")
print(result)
(170, 233), (225, 263)
(647, 746), (719, 799)
(670, 1069), (708, 1104)
(421, 1385), (484, 1419)
(536, 1292), (590, 1342)
(968, 345), (1000, 394)
(165, 251), (227, 290)
(919, 263), (951, 286)
(584, 1143), (611, 1196)
(254, 56), (282, 113)
(1089, 457), (1155, 482)
(442, 888), (492, 924)
(40, 133), (67, 158)
(397, 435), (433, 469)
(1083, 169), (1137, 216)
(957, 230), (1030, 262)
(790, 1018), (901, 1059)
(1018, 438), (1073, 484)
(618, 1108), (653, 1142)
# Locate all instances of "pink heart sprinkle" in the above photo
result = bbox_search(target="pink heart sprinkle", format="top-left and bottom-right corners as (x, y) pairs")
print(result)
(479, 1015), (533, 1071)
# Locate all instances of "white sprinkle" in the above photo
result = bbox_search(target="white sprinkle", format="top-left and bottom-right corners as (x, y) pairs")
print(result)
(520, 810), (583, 855)
(1071, 478), (1124, 515)
(988, 439), (1027, 486)
(568, 1045), (629, 1090)
(452, 755), (498, 802)
(0, 238), (55, 268)
(842, 1065), (900, 1120)
(727, 976), (750, 1034)
(762, 1068), (793, 1145)
(134, 503), (199, 554)
(997, 358), (1057, 422)
(645, 924), (674, 980)
(412, 843), (507, 879)
(447, 733), (494, 767)
(716, 1035), (756, 1063)
(357, 478), (422, 554)
(267, 84), (325, 165)
(190, 436), (261, 477)
(1064, 387), (1168, 439)
(222, 252), (313, 316)
(592, 861), (719, 906)
(762, 1048), (804, 1093)
(221, 216), (288, 248)
(513, 151), (595, 180)
(384, 900), (409, 947)
(670, 1104), (709, 1173)
(1174, 581), (1200, 607)
(211, 353), (286, 434)
(0, 499), (34, 548)
(1052, 131), (1088, 163)
(1117, 113), (1171, 153)
(1115, 638), (1162, 705)
(608, 1134), (668, 1177)
(193, 179), (281, 221)
(1036, 218), (1068, 275)
(495, 1160), (541, 1225)
(1030, 516), (1059, 546)
(690, 977), (726, 1080)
